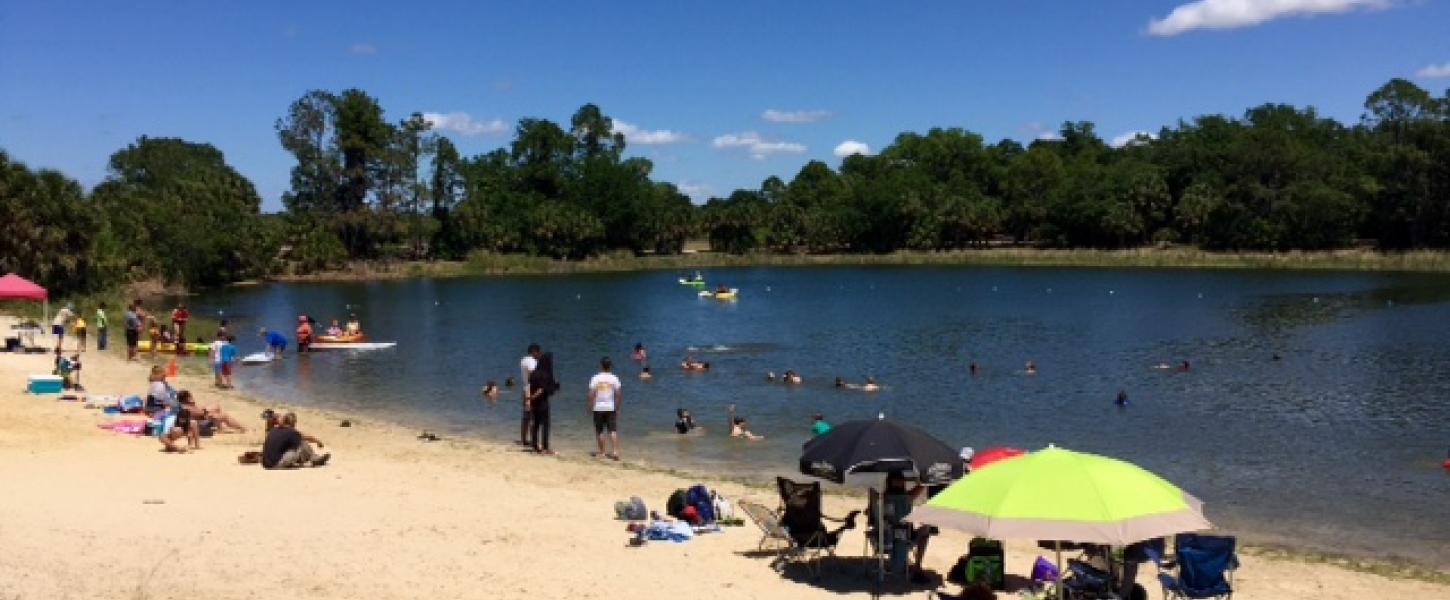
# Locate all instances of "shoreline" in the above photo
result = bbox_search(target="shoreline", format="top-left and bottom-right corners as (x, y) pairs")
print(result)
(2, 315), (1447, 599)
(271, 248), (1450, 284)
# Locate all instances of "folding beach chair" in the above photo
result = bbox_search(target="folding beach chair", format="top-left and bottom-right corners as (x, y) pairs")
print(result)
(1157, 534), (1238, 600)
(739, 499), (829, 576)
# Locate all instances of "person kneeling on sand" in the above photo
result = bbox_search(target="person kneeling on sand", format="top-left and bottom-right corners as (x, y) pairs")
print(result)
(261, 412), (330, 469)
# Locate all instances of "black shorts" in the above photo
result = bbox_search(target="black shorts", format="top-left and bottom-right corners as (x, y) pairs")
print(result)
(125, 329), (140, 347)
(592, 411), (618, 434)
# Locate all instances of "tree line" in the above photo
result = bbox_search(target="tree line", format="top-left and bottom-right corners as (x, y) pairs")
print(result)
(1, 78), (1447, 298)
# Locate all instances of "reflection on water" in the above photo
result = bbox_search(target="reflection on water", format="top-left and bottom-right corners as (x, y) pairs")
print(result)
(188, 267), (1450, 568)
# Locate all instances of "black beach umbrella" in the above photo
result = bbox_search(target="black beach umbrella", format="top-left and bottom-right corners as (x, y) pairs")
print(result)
(799, 414), (964, 485)
(798, 414), (964, 583)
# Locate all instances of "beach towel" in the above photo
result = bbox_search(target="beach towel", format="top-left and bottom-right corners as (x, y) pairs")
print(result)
(643, 521), (694, 543)
(98, 421), (147, 435)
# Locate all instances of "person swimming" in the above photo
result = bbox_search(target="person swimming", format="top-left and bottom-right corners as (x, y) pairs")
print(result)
(632, 343), (647, 362)
(728, 405), (763, 440)
(1115, 389), (1128, 407)
(969, 362), (979, 376)
(639, 366), (653, 380)
(1178, 360), (1191, 372)
(674, 409), (700, 434)
(783, 370), (801, 385)
(861, 377), (880, 392)
(681, 356), (710, 371)
(834, 377), (846, 388)
(504, 377), (515, 388)
(1024, 361), (1037, 375)
(482, 380), (499, 400)
(767, 372), (777, 382)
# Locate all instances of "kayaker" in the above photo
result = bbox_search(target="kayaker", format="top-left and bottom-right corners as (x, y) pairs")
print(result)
(296, 315), (313, 353)
(861, 377), (880, 392)
(715, 284), (729, 295)
(345, 314), (362, 336)
(326, 319), (344, 338)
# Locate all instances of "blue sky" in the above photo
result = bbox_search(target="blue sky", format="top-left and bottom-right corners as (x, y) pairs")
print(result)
(2, 1), (1448, 211)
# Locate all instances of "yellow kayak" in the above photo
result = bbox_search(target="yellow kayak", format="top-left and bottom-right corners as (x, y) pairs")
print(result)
(137, 340), (210, 355)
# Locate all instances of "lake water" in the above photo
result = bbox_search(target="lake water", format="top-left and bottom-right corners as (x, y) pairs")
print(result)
(185, 266), (1450, 567)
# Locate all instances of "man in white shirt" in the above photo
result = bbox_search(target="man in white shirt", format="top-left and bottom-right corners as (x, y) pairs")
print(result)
(519, 343), (540, 447)
(52, 305), (75, 351)
(588, 357), (623, 460)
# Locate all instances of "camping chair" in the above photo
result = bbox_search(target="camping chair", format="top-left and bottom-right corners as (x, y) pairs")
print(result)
(739, 499), (831, 576)
(774, 478), (859, 576)
(1157, 534), (1238, 600)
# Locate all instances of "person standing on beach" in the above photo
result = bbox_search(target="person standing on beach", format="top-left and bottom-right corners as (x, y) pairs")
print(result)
(72, 313), (87, 352)
(527, 352), (558, 455)
(124, 302), (142, 361)
(171, 304), (190, 354)
(51, 304), (75, 352)
(94, 305), (108, 351)
(519, 343), (541, 446)
(589, 357), (622, 460)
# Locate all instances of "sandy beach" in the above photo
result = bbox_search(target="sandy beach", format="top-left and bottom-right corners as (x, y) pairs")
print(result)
(0, 316), (1444, 600)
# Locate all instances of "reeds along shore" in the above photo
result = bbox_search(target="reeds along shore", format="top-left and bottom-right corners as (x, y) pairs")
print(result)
(269, 248), (1450, 282)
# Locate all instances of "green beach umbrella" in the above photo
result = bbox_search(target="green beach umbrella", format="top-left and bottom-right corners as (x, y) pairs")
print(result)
(912, 445), (1210, 543)
(910, 445), (1211, 597)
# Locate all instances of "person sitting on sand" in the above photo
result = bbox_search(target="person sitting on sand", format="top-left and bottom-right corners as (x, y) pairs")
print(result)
(160, 391), (203, 453)
(674, 409), (701, 435)
(261, 412), (330, 469)
(482, 380), (499, 400)
(325, 320), (344, 337)
(728, 405), (763, 441)
(146, 365), (176, 414)
(639, 366), (653, 381)
(196, 400), (246, 434)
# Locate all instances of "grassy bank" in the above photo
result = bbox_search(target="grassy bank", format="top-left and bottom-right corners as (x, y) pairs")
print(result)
(272, 248), (1450, 282)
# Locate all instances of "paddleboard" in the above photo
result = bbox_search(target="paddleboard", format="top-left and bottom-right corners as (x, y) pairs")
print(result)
(241, 352), (274, 365)
(308, 342), (398, 350)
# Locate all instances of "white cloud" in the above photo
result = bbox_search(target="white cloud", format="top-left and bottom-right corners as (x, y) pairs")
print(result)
(1416, 62), (1450, 79)
(348, 42), (377, 55)
(1036, 131), (1064, 142)
(1147, 0), (1390, 37)
(422, 111), (510, 137)
(711, 131), (806, 160)
(832, 140), (871, 157)
(611, 120), (689, 145)
(762, 109), (832, 124)
(678, 182), (713, 203)
(1110, 130), (1158, 148)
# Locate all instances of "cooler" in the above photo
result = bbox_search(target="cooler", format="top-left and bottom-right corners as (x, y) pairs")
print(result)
(27, 374), (63, 394)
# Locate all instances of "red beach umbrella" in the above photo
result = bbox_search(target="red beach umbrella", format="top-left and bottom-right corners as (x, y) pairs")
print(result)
(970, 446), (1025, 471)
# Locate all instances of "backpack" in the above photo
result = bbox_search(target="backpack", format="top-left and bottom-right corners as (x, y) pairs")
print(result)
(685, 484), (716, 524)
(665, 489), (689, 518)
(614, 496), (647, 521)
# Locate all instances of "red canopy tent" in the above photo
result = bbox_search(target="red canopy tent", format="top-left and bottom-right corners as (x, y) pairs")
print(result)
(0, 273), (50, 327)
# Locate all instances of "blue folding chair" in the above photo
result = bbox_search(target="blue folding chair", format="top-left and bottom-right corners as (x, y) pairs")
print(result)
(1157, 534), (1238, 600)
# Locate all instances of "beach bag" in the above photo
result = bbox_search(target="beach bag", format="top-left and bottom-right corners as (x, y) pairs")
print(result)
(685, 484), (716, 523)
(1031, 556), (1060, 585)
(614, 496), (647, 520)
(665, 489), (689, 518)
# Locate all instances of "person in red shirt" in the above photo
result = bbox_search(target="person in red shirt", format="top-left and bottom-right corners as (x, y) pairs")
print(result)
(295, 315), (313, 353)
(171, 305), (191, 353)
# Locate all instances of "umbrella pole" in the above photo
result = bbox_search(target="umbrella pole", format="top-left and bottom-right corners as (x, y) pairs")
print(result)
(1054, 540), (1064, 600)
(876, 489), (885, 585)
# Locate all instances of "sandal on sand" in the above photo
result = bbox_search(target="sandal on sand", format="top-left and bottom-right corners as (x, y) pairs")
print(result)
(608, 454), (620, 461)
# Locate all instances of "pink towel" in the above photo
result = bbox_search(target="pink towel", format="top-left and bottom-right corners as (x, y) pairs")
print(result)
(98, 421), (146, 435)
